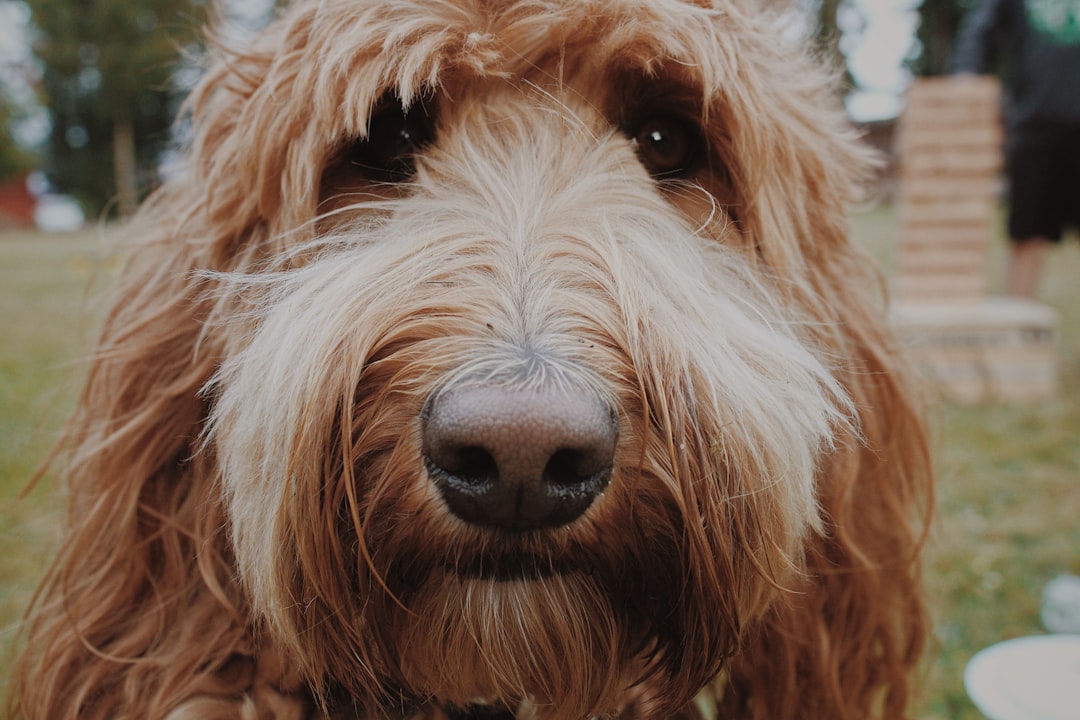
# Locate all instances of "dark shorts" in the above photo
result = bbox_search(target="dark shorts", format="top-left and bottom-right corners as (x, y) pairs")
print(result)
(1006, 124), (1080, 243)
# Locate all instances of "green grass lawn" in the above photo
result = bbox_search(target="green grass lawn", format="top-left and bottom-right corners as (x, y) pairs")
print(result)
(1, 213), (1078, 718)
(0, 226), (118, 707)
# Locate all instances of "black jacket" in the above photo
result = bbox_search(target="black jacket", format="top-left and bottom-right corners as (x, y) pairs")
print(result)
(952, 0), (1080, 130)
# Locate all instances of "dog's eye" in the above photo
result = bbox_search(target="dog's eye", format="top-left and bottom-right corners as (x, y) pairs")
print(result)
(348, 100), (435, 181)
(630, 115), (703, 178)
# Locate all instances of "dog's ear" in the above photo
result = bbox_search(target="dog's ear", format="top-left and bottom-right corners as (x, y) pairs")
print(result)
(685, 11), (934, 720)
(6, 147), (260, 720)
(6, 12), (338, 720)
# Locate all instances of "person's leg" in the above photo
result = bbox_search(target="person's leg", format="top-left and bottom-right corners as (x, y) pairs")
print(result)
(1004, 131), (1062, 299)
(1005, 237), (1051, 298)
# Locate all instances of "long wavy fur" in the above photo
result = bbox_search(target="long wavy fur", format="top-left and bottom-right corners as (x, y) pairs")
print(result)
(10, 1), (932, 718)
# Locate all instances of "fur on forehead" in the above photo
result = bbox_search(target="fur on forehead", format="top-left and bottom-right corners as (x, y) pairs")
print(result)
(196, 0), (764, 146)
(269, 0), (742, 118)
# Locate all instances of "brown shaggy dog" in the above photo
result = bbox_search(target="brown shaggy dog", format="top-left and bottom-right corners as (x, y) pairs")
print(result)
(10, 1), (933, 718)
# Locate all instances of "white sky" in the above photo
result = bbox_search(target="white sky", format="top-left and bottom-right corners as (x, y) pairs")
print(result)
(0, 2), (33, 97)
(845, 0), (922, 121)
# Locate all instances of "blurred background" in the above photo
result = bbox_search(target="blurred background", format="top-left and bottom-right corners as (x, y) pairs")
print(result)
(1, 1), (1077, 719)
(0, 0), (277, 226)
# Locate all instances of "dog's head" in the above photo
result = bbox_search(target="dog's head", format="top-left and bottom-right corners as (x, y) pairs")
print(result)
(15, 2), (931, 719)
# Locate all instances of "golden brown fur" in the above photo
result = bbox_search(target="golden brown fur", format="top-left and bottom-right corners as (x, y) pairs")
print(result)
(10, 1), (932, 718)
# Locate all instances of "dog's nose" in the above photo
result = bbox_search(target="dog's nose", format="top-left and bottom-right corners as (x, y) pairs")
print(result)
(422, 383), (617, 531)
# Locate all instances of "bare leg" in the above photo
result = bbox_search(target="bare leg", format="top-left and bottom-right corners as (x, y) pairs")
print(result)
(1005, 237), (1051, 298)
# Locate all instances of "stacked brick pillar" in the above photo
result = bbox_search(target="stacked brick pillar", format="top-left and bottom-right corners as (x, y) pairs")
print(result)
(889, 77), (1059, 403)
(894, 77), (1002, 302)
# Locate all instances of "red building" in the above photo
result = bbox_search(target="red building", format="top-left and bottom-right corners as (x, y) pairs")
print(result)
(0, 173), (36, 228)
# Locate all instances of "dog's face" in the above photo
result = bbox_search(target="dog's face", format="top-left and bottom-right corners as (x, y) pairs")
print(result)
(198, 1), (868, 716)
(15, 2), (935, 719)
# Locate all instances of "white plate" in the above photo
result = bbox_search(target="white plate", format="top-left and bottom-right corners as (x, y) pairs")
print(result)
(964, 635), (1080, 720)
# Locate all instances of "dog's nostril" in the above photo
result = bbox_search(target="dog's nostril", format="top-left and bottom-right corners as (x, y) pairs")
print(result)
(439, 445), (498, 485)
(422, 383), (617, 531)
(545, 447), (604, 486)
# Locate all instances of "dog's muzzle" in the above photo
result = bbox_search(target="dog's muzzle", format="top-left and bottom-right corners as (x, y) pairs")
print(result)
(422, 381), (617, 531)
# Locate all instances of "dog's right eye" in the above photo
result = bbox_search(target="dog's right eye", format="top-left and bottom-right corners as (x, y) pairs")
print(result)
(629, 114), (704, 179)
(347, 100), (435, 182)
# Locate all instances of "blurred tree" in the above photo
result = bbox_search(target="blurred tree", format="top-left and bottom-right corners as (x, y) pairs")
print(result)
(27, 0), (208, 216)
(768, 0), (978, 80)
(0, 94), (34, 181)
(911, 0), (978, 76)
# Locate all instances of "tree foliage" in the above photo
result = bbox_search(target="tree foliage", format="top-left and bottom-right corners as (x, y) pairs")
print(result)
(27, 0), (209, 215)
(911, 0), (978, 76)
(0, 93), (33, 181)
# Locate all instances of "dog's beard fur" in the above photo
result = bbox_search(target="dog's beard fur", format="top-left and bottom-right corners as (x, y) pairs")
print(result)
(11, 2), (932, 719)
